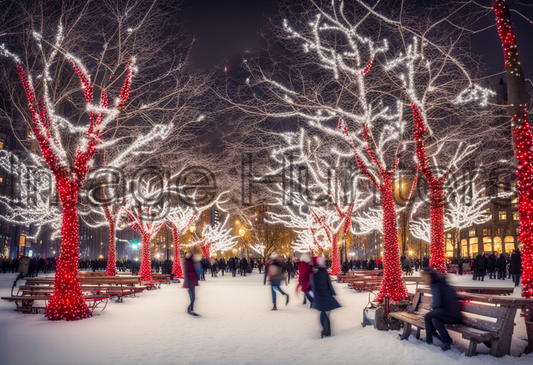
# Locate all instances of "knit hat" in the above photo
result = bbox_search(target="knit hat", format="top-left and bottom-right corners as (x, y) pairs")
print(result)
(300, 253), (311, 263)
(313, 257), (326, 268)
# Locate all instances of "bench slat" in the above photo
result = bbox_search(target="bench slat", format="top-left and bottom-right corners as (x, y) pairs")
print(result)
(447, 324), (496, 342)
(461, 302), (506, 319)
(461, 315), (501, 334)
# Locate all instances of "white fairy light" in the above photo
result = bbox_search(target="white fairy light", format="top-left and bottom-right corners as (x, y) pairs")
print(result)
(187, 214), (238, 256)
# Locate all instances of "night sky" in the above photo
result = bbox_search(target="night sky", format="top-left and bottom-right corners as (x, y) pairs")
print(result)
(175, 0), (277, 70)
(176, 0), (533, 82)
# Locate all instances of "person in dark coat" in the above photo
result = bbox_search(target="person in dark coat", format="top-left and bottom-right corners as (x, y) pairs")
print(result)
(311, 257), (340, 338)
(240, 257), (248, 276)
(475, 254), (487, 281)
(297, 254), (314, 307)
(264, 252), (289, 310)
(341, 260), (349, 275)
(183, 253), (200, 316)
(421, 267), (462, 350)
(487, 253), (497, 279)
(509, 250), (522, 287)
(285, 259), (294, 283)
(496, 254), (506, 280)
(219, 258), (226, 276)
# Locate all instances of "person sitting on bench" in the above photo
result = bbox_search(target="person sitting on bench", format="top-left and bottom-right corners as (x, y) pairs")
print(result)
(421, 267), (462, 351)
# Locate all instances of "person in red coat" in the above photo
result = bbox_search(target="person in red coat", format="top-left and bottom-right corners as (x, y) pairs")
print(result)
(183, 253), (200, 316)
(297, 253), (314, 307)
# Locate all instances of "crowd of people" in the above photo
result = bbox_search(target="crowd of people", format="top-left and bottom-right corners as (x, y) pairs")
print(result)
(262, 252), (341, 338)
(0, 256), (56, 276)
(470, 250), (522, 286)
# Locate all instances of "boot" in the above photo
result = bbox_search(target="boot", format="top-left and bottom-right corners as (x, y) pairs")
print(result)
(303, 297), (307, 305)
(272, 303), (277, 311)
(285, 294), (290, 306)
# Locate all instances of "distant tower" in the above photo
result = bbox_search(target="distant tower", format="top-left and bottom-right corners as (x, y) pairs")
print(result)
(210, 206), (220, 227)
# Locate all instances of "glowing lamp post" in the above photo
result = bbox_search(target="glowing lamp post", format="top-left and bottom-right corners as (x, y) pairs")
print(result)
(238, 228), (247, 259)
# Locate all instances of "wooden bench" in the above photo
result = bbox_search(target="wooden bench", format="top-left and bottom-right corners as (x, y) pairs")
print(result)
(390, 288), (524, 357)
(348, 276), (424, 293)
(451, 286), (514, 296)
(1, 294), (109, 314)
(152, 274), (171, 285)
(403, 276), (425, 290)
(82, 271), (106, 277)
(349, 277), (383, 292)
(24, 277), (147, 300)
(29, 285), (141, 298)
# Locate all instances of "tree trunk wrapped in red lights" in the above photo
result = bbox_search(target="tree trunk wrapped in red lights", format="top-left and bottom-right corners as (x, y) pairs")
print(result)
(138, 232), (152, 281)
(125, 206), (166, 282)
(491, 0), (533, 298)
(345, 125), (409, 302)
(412, 104), (448, 273)
(199, 239), (213, 258)
(14, 52), (132, 320)
(172, 225), (184, 279)
(102, 189), (123, 277)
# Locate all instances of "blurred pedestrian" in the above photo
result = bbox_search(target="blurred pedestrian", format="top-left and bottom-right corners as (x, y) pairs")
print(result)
(311, 257), (340, 338)
(183, 253), (200, 316)
(509, 249), (522, 287)
(402, 256), (412, 276)
(240, 257), (248, 276)
(487, 253), (497, 279)
(421, 267), (462, 351)
(297, 253), (314, 308)
(497, 253), (506, 280)
(264, 252), (289, 311)
(286, 258), (294, 283)
(475, 254), (486, 281)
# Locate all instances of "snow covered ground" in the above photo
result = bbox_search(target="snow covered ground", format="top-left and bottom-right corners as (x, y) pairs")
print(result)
(0, 271), (531, 365)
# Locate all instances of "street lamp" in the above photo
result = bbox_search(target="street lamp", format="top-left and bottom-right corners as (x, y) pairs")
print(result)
(238, 228), (248, 259)
(189, 225), (196, 233)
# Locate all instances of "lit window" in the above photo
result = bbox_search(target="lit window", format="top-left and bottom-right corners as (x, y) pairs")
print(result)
(483, 228), (491, 236)
(513, 212), (518, 221)
(469, 229), (476, 237)
(0, 176), (3, 183)
(516, 227), (520, 236)
(499, 211), (507, 221)
(0, 141), (3, 149)
(512, 198), (518, 208)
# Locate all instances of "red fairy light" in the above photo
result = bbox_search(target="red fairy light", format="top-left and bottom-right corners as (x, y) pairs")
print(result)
(361, 58), (374, 75)
(14, 50), (134, 320)
(492, 0), (532, 298)
(412, 104), (447, 272)
(345, 123), (408, 301)
(172, 225), (184, 279)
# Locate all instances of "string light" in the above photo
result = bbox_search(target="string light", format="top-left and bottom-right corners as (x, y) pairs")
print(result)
(125, 204), (166, 281)
(0, 26), (136, 320)
(492, 0), (532, 298)
(412, 104), (446, 272)
(166, 207), (203, 279)
(267, 128), (371, 272)
(186, 215), (237, 258)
